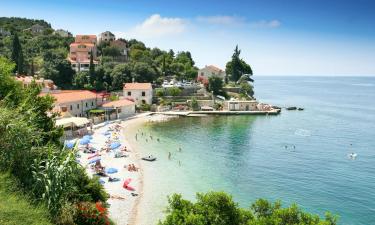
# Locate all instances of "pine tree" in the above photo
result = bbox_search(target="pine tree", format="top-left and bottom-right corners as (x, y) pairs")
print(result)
(231, 45), (241, 82)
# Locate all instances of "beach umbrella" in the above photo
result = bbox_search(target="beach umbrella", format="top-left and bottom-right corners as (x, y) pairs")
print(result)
(88, 157), (101, 164)
(83, 135), (93, 140)
(123, 178), (135, 191)
(110, 142), (121, 150)
(65, 141), (75, 149)
(105, 168), (118, 174)
(79, 138), (90, 145)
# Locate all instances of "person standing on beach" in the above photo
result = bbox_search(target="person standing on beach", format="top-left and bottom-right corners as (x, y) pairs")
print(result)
(168, 152), (171, 160)
(178, 147), (182, 152)
(135, 134), (138, 141)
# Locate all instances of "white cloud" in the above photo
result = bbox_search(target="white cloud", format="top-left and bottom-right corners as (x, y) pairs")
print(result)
(124, 14), (187, 39)
(249, 20), (281, 28)
(196, 15), (245, 25)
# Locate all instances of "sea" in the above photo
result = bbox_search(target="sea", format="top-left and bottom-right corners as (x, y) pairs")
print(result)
(133, 76), (375, 225)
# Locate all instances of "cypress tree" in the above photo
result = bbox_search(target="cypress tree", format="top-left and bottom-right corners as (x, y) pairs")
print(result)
(11, 33), (24, 74)
(231, 45), (241, 82)
(89, 49), (95, 77)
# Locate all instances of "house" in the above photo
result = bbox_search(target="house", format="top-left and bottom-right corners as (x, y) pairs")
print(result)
(29, 24), (45, 34)
(110, 39), (128, 56)
(0, 28), (11, 37)
(123, 83), (153, 105)
(102, 98), (135, 119)
(54, 29), (72, 37)
(41, 90), (103, 118)
(98, 31), (115, 43)
(69, 35), (98, 72)
(15, 76), (57, 93)
(224, 100), (258, 111)
(198, 65), (226, 80)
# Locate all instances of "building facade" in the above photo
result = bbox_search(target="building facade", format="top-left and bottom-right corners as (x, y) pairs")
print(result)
(98, 31), (115, 43)
(15, 76), (57, 93)
(198, 65), (226, 80)
(42, 90), (103, 118)
(102, 98), (135, 119)
(69, 35), (98, 71)
(123, 83), (153, 105)
(224, 100), (258, 111)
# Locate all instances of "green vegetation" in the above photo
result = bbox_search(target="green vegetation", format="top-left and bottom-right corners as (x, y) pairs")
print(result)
(0, 172), (52, 225)
(190, 97), (199, 111)
(224, 45), (255, 98)
(207, 75), (226, 97)
(0, 17), (74, 83)
(159, 192), (338, 225)
(0, 17), (199, 92)
(225, 45), (253, 82)
(0, 57), (109, 224)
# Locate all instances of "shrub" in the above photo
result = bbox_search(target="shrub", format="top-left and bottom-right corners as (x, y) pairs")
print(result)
(168, 87), (182, 97)
(159, 192), (338, 225)
(156, 88), (164, 97)
(190, 97), (199, 111)
(138, 103), (151, 111)
(75, 202), (112, 225)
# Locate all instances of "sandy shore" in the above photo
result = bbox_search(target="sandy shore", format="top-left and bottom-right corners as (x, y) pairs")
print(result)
(72, 113), (175, 225)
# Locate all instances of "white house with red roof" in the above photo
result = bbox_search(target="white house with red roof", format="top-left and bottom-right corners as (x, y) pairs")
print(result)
(102, 98), (135, 119)
(41, 90), (103, 117)
(198, 65), (226, 80)
(123, 82), (153, 105)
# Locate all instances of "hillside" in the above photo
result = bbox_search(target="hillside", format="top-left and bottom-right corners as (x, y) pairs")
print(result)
(0, 17), (199, 91)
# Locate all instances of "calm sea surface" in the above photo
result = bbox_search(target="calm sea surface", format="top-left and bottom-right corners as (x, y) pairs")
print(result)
(135, 76), (375, 225)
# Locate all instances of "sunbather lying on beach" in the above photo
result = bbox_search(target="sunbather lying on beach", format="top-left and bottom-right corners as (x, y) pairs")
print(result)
(108, 177), (121, 182)
(125, 164), (138, 172)
(110, 195), (125, 200)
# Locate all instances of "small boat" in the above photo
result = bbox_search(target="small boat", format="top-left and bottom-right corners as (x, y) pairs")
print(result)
(142, 155), (157, 161)
(297, 108), (304, 111)
(286, 106), (297, 110)
(348, 153), (357, 159)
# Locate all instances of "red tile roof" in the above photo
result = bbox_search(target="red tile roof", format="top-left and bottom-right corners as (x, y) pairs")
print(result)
(123, 83), (152, 90)
(206, 65), (223, 72)
(41, 90), (98, 104)
(102, 99), (135, 108)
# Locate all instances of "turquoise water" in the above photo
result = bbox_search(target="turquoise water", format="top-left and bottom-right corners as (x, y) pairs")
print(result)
(135, 76), (375, 225)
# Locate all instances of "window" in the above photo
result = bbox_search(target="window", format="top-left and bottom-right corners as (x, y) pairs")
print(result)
(86, 102), (88, 107)
(61, 107), (67, 112)
(79, 113), (82, 117)
(91, 102), (94, 106)
(77, 104), (79, 109)
(127, 91), (131, 96)
(70, 105), (72, 110)
(142, 91), (145, 96)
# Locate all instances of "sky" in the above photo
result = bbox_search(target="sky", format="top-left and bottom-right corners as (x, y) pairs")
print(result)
(1, 0), (375, 76)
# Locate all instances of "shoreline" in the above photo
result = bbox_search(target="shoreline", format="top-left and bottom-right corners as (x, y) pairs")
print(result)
(121, 114), (177, 225)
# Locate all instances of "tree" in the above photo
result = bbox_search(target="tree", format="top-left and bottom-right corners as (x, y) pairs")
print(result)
(39, 49), (75, 89)
(89, 49), (95, 77)
(11, 33), (24, 74)
(159, 191), (338, 225)
(225, 45), (253, 82)
(208, 76), (225, 96)
(110, 63), (133, 90)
